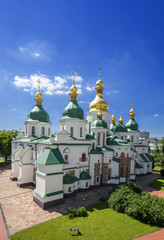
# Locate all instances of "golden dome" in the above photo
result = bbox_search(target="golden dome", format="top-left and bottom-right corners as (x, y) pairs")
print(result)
(97, 110), (103, 119)
(119, 113), (124, 125)
(69, 72), (78, 101)
(129, 100), (135, 119)
(35, 79), (43, 105)
(112, 114), (116, 124)
(89, 68), (109, 112)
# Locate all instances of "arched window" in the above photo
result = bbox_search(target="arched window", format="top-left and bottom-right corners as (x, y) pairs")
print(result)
(68, 187), (71, 192)
(25, 126), (27, 135)
(116, 152), (118, 157)
(82, 153), (86, 162)
(96, 176), (99, 183)
(70, 127), (73, 137)
(121, 136), (123, 140)
(127, 153), (129, 157)
(97, 132), (100, 145)
(92, 143), (95, 149)
(89, 122), (91, 134)
(120, 152), (125, 158)
(32, 126), (35, 135)
(80, 127), (82, 137)
(41, 127), (45, 136)
(120, 167), (124, 177)
(65, 155), (68, 163)
(131, 136), (133, 142)
(103, 133), (105, 145)
(86, 182), (88, 187)
(48, 128), (50, 136)
(126, 167), (129, 177)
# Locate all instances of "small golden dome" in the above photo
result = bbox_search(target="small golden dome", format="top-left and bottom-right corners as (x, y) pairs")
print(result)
(89, 68), (109, 112)
(35, 91), (42, 99)
(112, 114), (116, 123)
(119, 113), (124, 124)
(129, 100), (135, 119)
(96, 79), (104, 88)
(97, 110), (103, 119)
(70, 83), (77, 93)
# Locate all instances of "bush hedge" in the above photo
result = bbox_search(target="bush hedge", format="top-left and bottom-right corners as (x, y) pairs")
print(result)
(108, 182), (164, 227)
(67, 207), (88, 219)
(160, 169), (164, 176)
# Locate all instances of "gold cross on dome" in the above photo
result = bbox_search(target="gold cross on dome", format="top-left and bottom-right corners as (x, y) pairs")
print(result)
(132, 99), (134, 108)
(37, 79), (41, 92)
(72, 71), (76, 83)
(99, 67), (101, 77)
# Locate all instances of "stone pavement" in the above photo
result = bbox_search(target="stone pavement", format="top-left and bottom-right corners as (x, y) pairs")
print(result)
(0, 169), (113, 236)
(133, 229), (164, 240)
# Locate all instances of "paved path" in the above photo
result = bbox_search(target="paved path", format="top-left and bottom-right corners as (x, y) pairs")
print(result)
(0, 206), (8, 240)
(133, 229), (164, 240)
(0, 169), (113, 235)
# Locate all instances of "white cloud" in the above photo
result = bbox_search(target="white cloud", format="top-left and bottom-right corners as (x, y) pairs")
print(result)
(79, 100), (90, 104)
(154, 114), (159, 117)
(13, 72), (83, 96)
(12, 108), (17, 111)
(106, 89), (120, 95)
(18, 40), (50, 60)
(86, 86), (95, 91)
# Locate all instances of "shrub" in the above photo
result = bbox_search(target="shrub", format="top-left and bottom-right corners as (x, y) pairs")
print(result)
(160, 169), (164, 176)
(127, 181), (142, 194)
(67, 207), (88, 219)
(108, 184), (164, 227)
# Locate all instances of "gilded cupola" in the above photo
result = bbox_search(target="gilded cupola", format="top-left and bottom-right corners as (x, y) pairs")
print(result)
(62, 72), (84, 119)
(89, 68), (109, 112)
(125, 101), (139, 131)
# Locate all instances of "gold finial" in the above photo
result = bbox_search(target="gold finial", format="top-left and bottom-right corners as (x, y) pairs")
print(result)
(112, 108), (116, 124)
(35, 79), (43, 105)
(72, 71), (76, 84)
(62, 124), (64, 130)
(99, 67), (101, 78)
(119, 112), (124, 124)
(37, 79), (41, 92)
(132, 99), (134, 109)
(129, 100), (135, 119)
(97, 109), (103, 119)
(69, 71), (78, 101)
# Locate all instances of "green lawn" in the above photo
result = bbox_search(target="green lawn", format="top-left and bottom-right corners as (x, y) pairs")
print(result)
(11, 202), (160, 240)
(149, 176), (164, 191)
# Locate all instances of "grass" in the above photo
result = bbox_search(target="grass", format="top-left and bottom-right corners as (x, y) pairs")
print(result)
(149, 176), (164, 191)
(11, 202), (160, 240)
(154, 163), (164, 171)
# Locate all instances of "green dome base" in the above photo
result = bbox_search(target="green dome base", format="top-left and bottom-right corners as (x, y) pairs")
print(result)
(62, 100), (84, 119)
(27, 105), (51, 123)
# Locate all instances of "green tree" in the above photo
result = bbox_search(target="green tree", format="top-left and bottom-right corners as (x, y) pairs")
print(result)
(0, 130), (17, 161)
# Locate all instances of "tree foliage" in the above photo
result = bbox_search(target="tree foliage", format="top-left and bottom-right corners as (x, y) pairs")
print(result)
(152, 139), (164, 168)
(0, 130), (17, 161)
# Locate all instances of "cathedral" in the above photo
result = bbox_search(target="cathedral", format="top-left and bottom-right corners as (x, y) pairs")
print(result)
(10, 70), (153, 209)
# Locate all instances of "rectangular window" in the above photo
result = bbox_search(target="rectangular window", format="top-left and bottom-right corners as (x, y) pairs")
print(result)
(80, 127), (82, 137)
(70, 127), (73, 137)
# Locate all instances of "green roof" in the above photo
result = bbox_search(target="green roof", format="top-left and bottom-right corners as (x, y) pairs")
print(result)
(86, 134), (95, 140)
(114, 124), (128, 133)
(112, 158), (120, 163)
(62, 100), (84, 119)
(126, 118), (139, 131)
(145, 153), (153, 162)
(89, 148), (103, 154)
(27, 105), (51, 123)
(110, 123), (116, 133)
(136, 162), (143, 169)
(91, 119), (107, 129)
(11, 145), (22, 155)
(18, 146), (31, 158)
(139, 153), (149, 162)
(97, 146), (114, 152)
(63, 173), (78, 184)
(37, 148), (65, 165)
(107, 136), (130, 146)
(80, 170), (91, 180)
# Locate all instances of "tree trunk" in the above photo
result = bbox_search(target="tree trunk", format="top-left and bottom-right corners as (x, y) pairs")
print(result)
(5, 156), (7, 162)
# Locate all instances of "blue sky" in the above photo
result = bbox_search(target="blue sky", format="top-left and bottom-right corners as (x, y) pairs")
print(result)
(0, 0), (164, 138)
